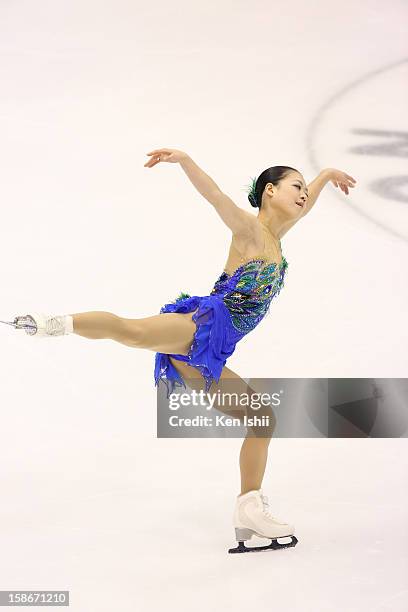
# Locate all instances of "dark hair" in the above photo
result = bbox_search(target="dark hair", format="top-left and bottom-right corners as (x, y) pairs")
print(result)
(245, 166), (299, 210)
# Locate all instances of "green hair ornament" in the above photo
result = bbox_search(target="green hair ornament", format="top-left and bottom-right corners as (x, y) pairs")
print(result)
(243, 175), (258, 208)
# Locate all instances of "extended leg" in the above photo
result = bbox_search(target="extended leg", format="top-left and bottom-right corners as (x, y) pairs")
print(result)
(13, 308), (199, 355)
(70, 310), (198, 354)
(71, 311), (130, 342)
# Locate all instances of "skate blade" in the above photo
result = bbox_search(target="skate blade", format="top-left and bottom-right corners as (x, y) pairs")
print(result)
(0, 319), (36, 332)
(0, 319), (18, 327)
(228, 535), (298, 554)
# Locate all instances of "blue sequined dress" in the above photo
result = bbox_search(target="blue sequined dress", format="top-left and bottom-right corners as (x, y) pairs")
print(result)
(154, 234), (288, 397)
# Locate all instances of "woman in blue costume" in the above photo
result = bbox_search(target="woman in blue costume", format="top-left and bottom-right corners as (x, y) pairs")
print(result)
(10, 148), (356, 552)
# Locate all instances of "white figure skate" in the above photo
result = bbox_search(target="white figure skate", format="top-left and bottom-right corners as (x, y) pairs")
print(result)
(1, 312), (70, 337)
(228, 489), (298, 553)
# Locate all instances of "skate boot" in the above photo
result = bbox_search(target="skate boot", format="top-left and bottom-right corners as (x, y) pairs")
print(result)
(10, 312), (72, 337)
(228, 489), (298, 553)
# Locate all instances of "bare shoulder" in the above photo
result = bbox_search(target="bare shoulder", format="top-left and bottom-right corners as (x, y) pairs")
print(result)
(210, 192), (258, 238)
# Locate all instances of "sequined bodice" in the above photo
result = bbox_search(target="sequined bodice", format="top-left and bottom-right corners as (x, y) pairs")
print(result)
(210, 255), (288, 334)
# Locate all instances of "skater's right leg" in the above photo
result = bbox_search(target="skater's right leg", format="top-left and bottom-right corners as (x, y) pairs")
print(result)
(165, 359), (296, 549)
(167, 358), (276, 494)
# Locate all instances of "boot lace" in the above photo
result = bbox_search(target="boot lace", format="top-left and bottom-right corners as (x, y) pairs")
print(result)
(260, 494), (277, 520)
(46, 316), (65, 335)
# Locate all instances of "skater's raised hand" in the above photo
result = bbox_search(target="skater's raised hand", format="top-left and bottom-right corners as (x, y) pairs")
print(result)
(144, 148), (188, 168)
(327, 168), (357, 195)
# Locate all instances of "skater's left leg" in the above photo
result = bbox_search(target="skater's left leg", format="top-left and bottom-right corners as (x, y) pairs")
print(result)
(70, 312), (130, 342)
(17, 309), (197, 352)
(168, 358), (276, 495)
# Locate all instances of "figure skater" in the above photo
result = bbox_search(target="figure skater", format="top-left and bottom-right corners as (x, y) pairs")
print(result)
(6, 148), (356, 553)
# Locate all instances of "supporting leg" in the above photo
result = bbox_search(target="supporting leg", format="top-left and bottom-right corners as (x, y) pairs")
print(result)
(164, 358), (297, 554)
(166, 358), (276, 493)
(239, 436), (272, 496)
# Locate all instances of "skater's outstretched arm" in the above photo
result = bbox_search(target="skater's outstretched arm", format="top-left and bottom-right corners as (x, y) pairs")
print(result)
(278, 168), (357, 238)
(144, 148), (254, 237)
(303, 168), (357, 217)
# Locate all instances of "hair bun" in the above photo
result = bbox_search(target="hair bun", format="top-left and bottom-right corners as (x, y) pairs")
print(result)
(248, 193), (258, 208)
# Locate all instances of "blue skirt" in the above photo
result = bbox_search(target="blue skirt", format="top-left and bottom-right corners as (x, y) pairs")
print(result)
(154, 293), (245, 398)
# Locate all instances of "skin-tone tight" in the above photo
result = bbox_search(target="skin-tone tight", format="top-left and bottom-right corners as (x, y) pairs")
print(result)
(70, 310), (276, 495)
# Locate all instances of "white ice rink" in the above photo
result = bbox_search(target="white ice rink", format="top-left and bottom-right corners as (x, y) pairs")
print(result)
(0, 1), (407, 610)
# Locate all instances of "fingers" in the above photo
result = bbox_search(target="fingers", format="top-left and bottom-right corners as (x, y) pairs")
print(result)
(344, 176), (357, 194)
(334, 181), (349, 195)
(334, 172), (357, 185)
(144, 150), (164, 168)
(332, 173), (357, 195)
(144, 156), (160, 168)
(146, 148), (170, 156)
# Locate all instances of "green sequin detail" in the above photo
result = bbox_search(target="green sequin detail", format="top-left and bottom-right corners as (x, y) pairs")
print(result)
(172, 291), (191, 303)
(211, 256), (288, 334)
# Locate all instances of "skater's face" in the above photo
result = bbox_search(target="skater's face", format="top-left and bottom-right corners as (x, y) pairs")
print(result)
(263, 172), (309, 218)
